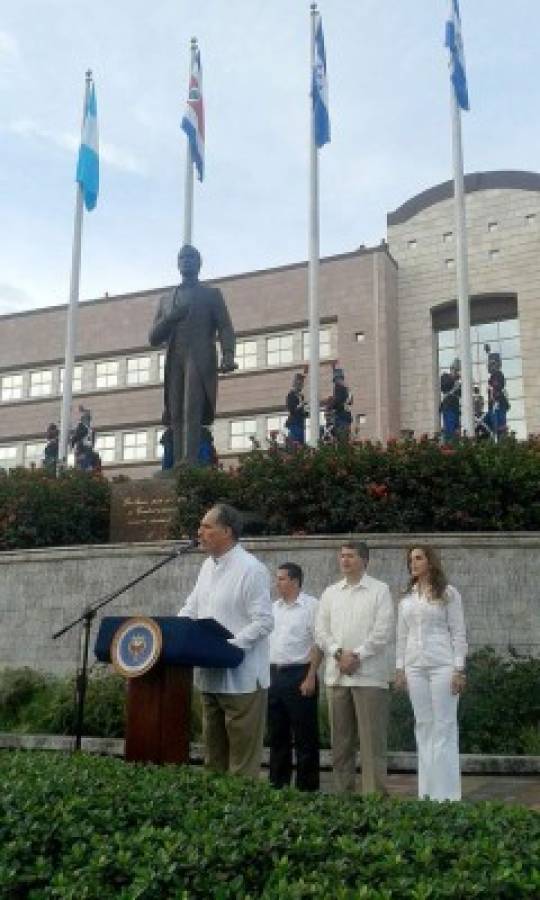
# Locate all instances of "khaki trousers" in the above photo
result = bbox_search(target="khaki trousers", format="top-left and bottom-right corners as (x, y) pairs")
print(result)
(201, 688), (267, 779)
(327, 685), (389, 795)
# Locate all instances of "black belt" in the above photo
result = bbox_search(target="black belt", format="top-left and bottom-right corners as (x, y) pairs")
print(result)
(270, 663), (309, 672)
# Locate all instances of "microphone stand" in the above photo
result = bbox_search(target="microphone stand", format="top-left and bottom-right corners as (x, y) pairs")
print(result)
(52, 539), (198, 752)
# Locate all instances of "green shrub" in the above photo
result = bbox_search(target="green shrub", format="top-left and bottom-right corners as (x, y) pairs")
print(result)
(172, 437), (540, 536)
(0, 468), (110, 550)
(0, 667), (126, 738)
(458, 648), (540, 754)
(0, 751), (538, 898)
(2, 649), (538, 755)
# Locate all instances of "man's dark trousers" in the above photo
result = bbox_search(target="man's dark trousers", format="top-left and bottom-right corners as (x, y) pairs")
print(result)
(268, 663), (320, 791)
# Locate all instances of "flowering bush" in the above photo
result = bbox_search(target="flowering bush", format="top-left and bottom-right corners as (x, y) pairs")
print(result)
(0, 468), (110, 550)
(173, 437), (540, 536)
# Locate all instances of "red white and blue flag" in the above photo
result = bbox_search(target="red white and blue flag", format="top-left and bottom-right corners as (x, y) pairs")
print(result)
(181, 49), (205, 181)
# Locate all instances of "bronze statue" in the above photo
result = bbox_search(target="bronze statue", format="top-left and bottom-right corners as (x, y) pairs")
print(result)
(149, 245), (235, 465)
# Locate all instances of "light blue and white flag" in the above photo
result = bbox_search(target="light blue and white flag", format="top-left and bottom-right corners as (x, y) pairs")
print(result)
(181, 49), (205, 181)
(312, 12), (330, 148)
(76, 81), (99, 211)
(445, 0), (470, 111)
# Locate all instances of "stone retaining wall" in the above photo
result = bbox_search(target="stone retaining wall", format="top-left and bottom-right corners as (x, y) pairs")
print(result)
(0, 533), (538, 675)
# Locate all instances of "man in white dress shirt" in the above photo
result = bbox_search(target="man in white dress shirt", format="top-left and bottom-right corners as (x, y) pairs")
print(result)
(268, 563), (322, 791)
(178, 503), (273, 778)
(315, 541), (394, 795)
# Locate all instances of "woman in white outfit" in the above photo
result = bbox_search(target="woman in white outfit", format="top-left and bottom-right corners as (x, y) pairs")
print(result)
(395, 546), (467, 801)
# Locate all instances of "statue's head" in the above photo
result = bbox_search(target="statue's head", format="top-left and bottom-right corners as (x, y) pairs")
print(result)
(178, 244), (202, 278)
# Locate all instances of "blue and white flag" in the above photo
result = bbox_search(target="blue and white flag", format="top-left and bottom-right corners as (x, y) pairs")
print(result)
(76, 80), (99, 211)
(312, 12), (330, 148)
(181, 49), (205, 181)
(445, 0), (470, 111)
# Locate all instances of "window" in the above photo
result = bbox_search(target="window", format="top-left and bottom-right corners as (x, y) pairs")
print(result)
(95, 360), (119, 389)
(266, 414), (288, 444)
(24, 442), (46, 467)
(95, 434), (116, 463)
(158, 352), (165, 382)
(266, 334), (293, 366)
(302, 328), (331, 360)
(488, 249), (500, 261)
(525, 213), (537, 226)
(235, 340), (258, 371)
(444, 258), (455, 270)
(356, 414), (367, 426)
(122, 431), (147, 461)
(437, 317), (526, 438)
(355, 332), (365, 343)
(229, 419), (257, 451)
(442, 231), (453, 243)
(59, 365), (83, 394)
(126, 356), (151, 385)
(0, 446), (18, 470)
(155, 428), (164, 459)
(1, 374), (23, 401)
(29, 370), (52, 398)
(488, 221), (499, 232)
(407, 239), (417, 250)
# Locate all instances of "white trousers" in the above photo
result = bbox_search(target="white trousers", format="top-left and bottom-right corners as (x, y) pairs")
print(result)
(406, 665), (461, 801)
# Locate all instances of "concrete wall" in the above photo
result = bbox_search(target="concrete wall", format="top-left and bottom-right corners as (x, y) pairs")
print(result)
(1, 534), (538, 675)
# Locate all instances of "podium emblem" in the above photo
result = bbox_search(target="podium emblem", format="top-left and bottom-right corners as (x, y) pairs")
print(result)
(111, 616), (162, 678)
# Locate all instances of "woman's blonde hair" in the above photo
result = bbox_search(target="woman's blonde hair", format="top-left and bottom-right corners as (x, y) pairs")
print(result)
(404, 545), (448, 600)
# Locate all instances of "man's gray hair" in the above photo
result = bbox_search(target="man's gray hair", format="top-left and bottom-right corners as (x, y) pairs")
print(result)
(212, 503), (243, 540)
(341, 540), (369, 562)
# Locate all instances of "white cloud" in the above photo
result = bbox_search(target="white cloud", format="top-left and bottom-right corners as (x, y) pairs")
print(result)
(7, 118), (146, 175)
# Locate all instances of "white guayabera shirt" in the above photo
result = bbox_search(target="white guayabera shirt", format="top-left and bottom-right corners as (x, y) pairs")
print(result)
(396, 585), (468, 670)
(315, 574), (395, 688)
(178, 543), (274, 694)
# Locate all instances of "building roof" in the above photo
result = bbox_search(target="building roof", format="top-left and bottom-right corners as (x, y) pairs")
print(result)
(387, 170), (540, 228)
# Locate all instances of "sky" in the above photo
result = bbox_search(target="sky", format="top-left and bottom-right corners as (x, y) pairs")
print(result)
(1, 1), (539, 316)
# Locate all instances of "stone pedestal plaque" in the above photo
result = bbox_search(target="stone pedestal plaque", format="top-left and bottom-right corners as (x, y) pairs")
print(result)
(110, 480), (177, 543)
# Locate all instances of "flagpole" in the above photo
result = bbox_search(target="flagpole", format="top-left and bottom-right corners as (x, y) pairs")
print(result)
(59, 70), (92, 465)
(308, 3), (320, 448)
(183, 37), (198, 245)
(450, 74), (473, 436)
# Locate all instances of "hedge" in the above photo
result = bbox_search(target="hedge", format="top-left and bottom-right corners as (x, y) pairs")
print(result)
(2, 648), (538, 754)
(0, 751), (538, 898)
(0, 468), (110, 550)
(172, 437), (540, 537)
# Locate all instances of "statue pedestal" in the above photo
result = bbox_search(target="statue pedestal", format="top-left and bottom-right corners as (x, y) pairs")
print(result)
(110, 479), (177, 543)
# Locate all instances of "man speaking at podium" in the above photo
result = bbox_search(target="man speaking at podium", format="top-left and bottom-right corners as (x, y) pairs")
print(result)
(178, 503), (274, 778)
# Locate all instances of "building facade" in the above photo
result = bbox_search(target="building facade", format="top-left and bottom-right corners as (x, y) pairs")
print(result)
(1, 170), (539, 478)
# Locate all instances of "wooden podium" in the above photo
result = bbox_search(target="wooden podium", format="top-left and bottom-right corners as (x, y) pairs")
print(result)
(95, 616), (244, 765)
